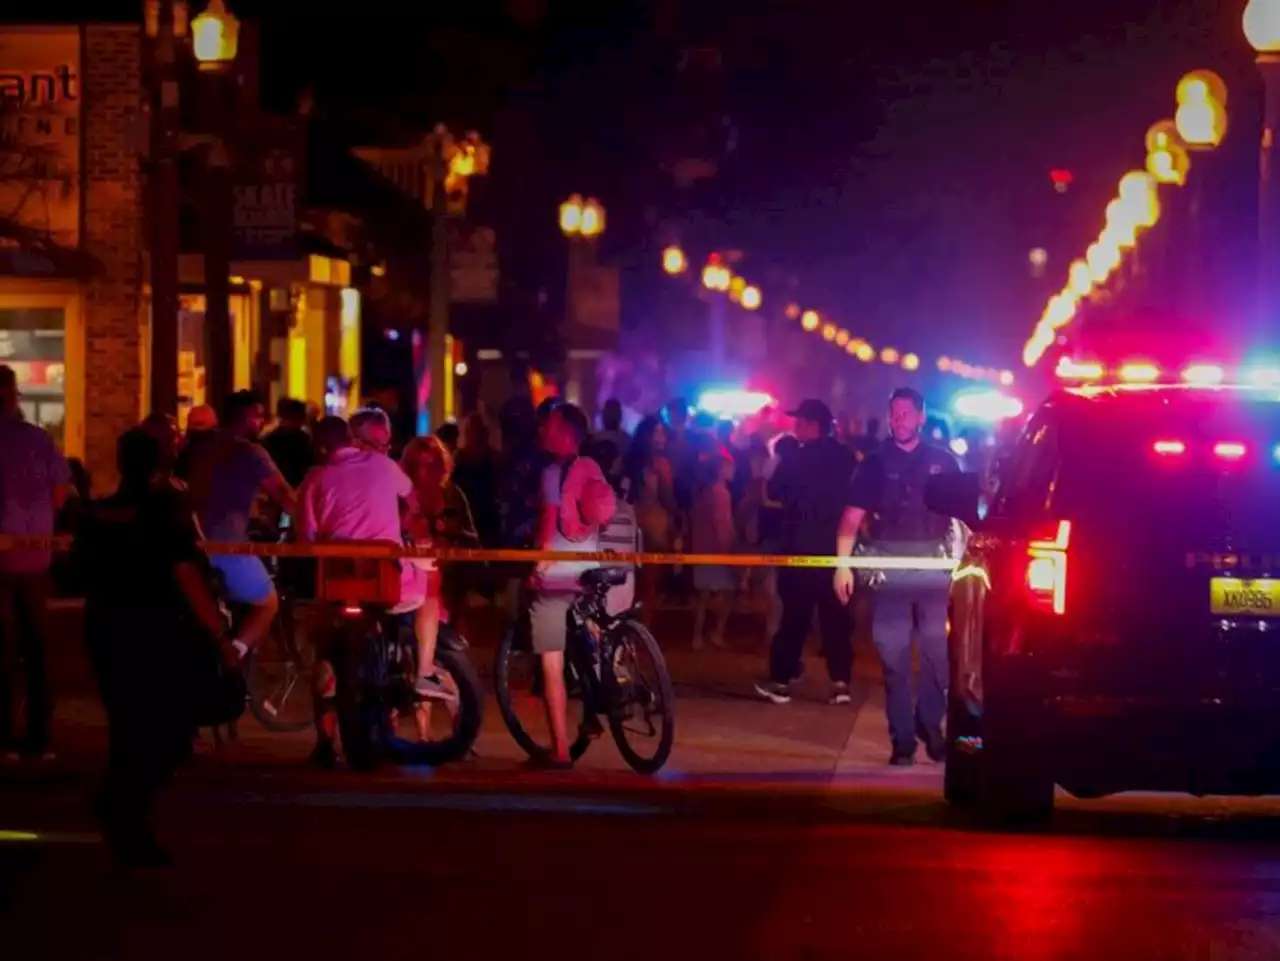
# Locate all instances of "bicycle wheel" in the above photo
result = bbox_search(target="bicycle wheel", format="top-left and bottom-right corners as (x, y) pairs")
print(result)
(244, 607), (315, 733)
(383, 645), (485, 766)
(493, 625), (592, 763)
(603, 619), (675, 775)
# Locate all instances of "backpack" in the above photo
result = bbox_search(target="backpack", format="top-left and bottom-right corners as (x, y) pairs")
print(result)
(597, 478), (640, 615)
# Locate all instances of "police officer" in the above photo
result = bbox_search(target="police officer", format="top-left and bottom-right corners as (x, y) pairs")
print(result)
(754, 400), (856, 707)
(835, 387), (960, 765)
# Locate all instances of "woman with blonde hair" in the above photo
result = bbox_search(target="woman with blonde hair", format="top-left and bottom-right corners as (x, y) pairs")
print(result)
(401, 435), (479, 632)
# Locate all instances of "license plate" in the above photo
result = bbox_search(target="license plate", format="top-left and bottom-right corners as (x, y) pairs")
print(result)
(1209, 577), (1280, 616)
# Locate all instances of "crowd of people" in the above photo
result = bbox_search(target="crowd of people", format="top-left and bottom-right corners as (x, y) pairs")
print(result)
(0, 358), (967, 865)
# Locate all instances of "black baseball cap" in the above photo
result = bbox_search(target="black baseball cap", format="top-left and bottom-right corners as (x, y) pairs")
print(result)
(787, 398), (834, 426)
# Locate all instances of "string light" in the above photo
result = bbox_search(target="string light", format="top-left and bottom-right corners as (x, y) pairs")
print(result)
(659, 247), (1008, 382)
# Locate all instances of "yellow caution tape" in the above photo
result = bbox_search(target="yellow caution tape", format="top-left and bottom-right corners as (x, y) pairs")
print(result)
(0, 534), (957, 571)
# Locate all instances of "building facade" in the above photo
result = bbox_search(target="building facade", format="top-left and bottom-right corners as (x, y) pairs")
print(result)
(0, 22), (360, 484)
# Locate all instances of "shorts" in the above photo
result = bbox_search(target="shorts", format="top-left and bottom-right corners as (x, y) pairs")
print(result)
(211, 554), (275, 605)
(694, 564), (736, 593)
(528, 593), (574, 654)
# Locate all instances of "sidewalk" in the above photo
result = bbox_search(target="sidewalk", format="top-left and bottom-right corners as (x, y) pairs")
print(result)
(28, 600), (941, 793)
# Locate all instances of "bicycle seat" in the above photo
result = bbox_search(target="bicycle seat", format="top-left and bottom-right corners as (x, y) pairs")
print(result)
(580, 567), (628, 590)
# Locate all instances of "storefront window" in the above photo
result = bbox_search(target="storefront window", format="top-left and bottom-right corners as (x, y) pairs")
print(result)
(178, 295), (208, 426)
(0, 307), (66, 446)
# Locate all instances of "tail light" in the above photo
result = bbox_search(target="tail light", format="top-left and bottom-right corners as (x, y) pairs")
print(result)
(341, 605), (363, 617)
(1026, 520), (1071, 615)
(1213, 441), (1247, 460)
(1152, 439), (1186, 456)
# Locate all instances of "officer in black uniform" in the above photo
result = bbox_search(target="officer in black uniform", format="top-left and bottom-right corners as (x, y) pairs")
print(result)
(754, 400), (857, 706)
(835, 387), (960, 765)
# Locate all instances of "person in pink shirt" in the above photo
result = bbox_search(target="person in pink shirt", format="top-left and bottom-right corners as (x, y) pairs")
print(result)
(294, 415), (444, 765)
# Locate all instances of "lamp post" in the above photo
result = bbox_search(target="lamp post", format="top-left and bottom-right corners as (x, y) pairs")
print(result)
(190, 0), (239, 412)
(1172, 69), (1227, 320)
(426, 129), (488, 432)
(191, 0), (238, 67)
(1245, 1), (1280, 334)
(144, 0), (184, 416)
(700, 255), (731, 372)
(559, 195), (605, 390)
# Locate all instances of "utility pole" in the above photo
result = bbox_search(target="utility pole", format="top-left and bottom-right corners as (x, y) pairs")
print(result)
(146, 0), (182, 416)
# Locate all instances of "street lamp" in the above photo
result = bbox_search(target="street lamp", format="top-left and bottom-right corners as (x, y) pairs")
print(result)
(559, 195), (605, 239)
(1175, 70), (1228, 148)
(902, 352), (920, 372)
(701, 259), (731, 292)
(880, 347), (899, 365)
(662, 245), (687, 275)
(580, 198), (605, 238)
(800, 309), (820, 331)
(1245, 0), (1280, 330)
(559, 195), (582, 234)
(1145, 120), (1191, 186)
(740, 284), (762, 311)
(191, 0), (239, 69)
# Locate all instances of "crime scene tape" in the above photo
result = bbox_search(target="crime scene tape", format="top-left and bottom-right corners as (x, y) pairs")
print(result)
(0, 534), (958, 571)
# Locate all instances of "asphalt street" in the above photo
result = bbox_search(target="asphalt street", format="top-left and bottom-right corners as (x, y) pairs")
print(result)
(5, 603), (1280, 959)
(7, 770), (1280, 961)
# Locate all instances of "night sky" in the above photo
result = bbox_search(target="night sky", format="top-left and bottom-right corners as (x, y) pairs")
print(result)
(30, 0), (1266, 367)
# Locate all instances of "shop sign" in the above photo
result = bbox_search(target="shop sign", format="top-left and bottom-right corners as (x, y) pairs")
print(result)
(0, 26), (82, 273)
(232, 127), (302, 260)
(448, 224), (498, 303)
(569, 262), (620, 335)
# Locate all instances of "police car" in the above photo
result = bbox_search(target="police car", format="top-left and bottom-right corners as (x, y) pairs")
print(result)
(926, 368), (1280, 820)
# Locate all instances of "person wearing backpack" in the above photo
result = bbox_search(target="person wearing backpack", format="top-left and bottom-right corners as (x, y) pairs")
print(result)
(529, 404), (617, 767)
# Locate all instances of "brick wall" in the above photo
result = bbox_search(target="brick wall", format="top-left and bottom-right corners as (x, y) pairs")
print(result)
(81, 24), (145, 485)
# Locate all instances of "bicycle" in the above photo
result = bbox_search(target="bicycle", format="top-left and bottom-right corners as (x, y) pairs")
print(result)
(494, 567), (675, 774)
(233, 522), (316, 734)
(326, 602), (484, 769)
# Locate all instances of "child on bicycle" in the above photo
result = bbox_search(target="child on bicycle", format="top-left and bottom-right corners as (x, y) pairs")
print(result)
(529, 403), (616, 767)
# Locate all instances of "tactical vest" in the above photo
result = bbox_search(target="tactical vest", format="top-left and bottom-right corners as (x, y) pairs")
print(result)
(871, 446), (951, 548)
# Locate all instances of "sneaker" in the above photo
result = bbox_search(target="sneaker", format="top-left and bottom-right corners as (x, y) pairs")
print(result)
(829, 682), (852, 706)
(308, 740), (338, 770)
(414, 674), (457, 703)
(889, 748), (916, 767)
(923, 732), (947, 764)
(754, 680), (792, 705)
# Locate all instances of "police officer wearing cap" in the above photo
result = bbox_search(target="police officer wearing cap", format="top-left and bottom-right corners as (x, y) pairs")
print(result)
(835, 387), (961, 765)
(754, 399), (857, 706)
